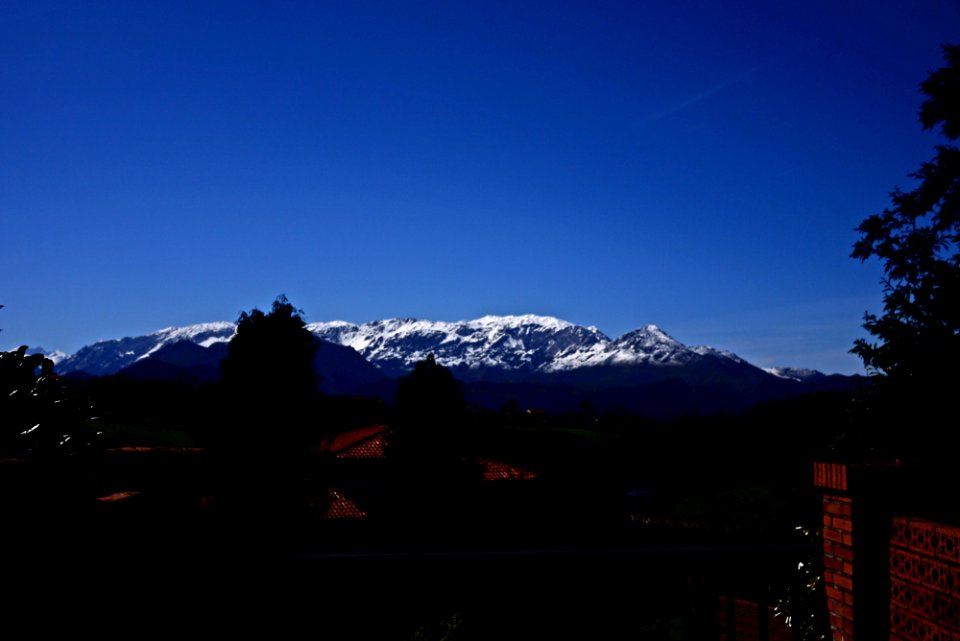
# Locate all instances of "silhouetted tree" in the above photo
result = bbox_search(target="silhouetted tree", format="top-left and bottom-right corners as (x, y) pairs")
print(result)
(221, 295), (319, 404)
(850, 44), (960, 460)
(389, 354), (477, 485)
(215, 295), (324, 521)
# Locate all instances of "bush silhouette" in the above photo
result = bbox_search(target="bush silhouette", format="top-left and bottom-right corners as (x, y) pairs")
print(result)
(0, 346), (93, 457)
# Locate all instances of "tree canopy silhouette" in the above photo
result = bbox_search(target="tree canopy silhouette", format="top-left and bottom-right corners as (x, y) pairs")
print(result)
(852, 44), (960, 382)
(214, 295), (324, 521)
(389, 354), (477, 484)
(221, 295), (319, 403)
(850, 44), (960, 458)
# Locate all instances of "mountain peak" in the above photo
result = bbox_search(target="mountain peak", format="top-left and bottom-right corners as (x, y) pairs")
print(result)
(615, 324), (680, 348)
(469, 314), (574, 330)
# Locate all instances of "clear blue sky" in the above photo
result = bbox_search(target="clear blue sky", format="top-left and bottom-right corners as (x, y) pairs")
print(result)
(2, 1), (958, 374)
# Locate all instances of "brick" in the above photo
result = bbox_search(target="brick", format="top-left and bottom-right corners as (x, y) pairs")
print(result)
(892, 517), (912, 546)
(936, 524), (960, 564)
(824, 528), (844, 543)
(891, 548), (919, 583)
(890, 601), (960, 641)
(825, 555), (844, 571)
(834, 516), (854, 532)
(935, 593), (960, 629)
(891, 576), (938, 619)
(926, 559), (952, 593)
(843, 561), (855, 576)
(824, 497), (852, 515)
(824, 513), (834, 527)
(929, 622), (953, 641)
(891, 607), (907, 634)
(844, 590), (855, 607)
(896, 553), (956, 593)
(835, 544), (855, 561)
(834, 573), (854, 591)
(826, 585), (843, 602)
(842, 616), (854, 636)
(843, 532), (854, 546)
(830, 611), (844, 629)
(818, 462), (850, 490)
(909, 520), (941, 557)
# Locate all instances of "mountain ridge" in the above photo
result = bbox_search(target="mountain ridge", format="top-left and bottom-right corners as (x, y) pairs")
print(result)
(53, 314), (831, 380)
(47, 314), (862, 418)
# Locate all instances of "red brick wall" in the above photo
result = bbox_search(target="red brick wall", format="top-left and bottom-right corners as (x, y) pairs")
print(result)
(817, 461), (856, 640)
(718, 596), (793, 641)
(889, 518), (960, 641)
(823, 493), (856, 640)
(815, 461), (960, 641)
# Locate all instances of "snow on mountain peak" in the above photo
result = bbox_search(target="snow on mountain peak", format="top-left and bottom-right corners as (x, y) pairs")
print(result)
(306, 315), (612, 378)
(24, 347), (68, 365)
(137, 322), (236, 361)
(764, 367), (822, 382)
(54, 314), (761, 382)
(469, 314), (574, 331)
(152, 321), (236, 340)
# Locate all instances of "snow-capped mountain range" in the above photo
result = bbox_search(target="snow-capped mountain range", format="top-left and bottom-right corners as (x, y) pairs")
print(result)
(47, 314), (859, 417)
(56, 314), (760, 381)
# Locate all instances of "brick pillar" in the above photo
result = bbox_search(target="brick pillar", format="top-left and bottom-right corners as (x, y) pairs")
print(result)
(814, 461), (901, 641)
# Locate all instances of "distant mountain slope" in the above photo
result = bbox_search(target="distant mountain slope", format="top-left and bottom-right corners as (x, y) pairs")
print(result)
(60, 322), (235, 377)
(109, 337), (386, 395)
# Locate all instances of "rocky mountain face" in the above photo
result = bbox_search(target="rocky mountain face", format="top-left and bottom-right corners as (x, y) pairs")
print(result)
(53, 314), (859, 417)
(308, 315), (612, 380)
(305, 315), (770, 383)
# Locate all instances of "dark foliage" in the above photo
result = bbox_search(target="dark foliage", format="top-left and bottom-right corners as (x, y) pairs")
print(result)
(852, 44), (960, 383)
(391, 355), (464, 450)
(0, 346), (94, 456)
(389, 354), (480, 487)
(221, 295), (319, 403)
(850, 44), (960, 462)
(214, 295), (327, 521)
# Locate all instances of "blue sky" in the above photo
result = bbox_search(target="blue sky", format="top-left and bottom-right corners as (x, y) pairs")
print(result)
(2, 1), (958, 374)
